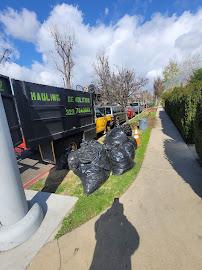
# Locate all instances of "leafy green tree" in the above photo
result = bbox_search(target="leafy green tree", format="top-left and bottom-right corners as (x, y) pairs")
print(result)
(189, 68), (202, 84)
(163, 60), (179, 90)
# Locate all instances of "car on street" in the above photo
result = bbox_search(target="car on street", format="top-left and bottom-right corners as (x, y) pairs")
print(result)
(130, 102), (144, 114)
(97, 105), (126, 126)
(126, 106), (135, 119)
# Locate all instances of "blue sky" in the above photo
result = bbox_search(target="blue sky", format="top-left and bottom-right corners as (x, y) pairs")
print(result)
(1, 0), (202, 24)
(1, 0), (202, 67)
(0, 0), (202, 87)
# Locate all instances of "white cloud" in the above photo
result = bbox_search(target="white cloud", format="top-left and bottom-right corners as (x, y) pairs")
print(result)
(0, 8), (40, 42)
(105, 7), (109, 16)
(175, 31), (202, 52)
(0, 61), (62, 86)
(0, 4), (202, 90)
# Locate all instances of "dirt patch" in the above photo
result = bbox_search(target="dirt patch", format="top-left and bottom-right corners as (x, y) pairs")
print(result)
(148, 117), (157, 128)
(146, 107), (157, 113)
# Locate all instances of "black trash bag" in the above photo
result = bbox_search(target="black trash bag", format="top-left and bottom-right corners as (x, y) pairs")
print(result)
(56, 147), (72, 170)
(68, 140), (111, 195)
(122, 140), (135, 159)
(128, 136), (137, 150)
(104, 126), (136, 175)
(109, 146), (134, 175)
(104, 127), (128, 147)
(122, 123), (133, 136)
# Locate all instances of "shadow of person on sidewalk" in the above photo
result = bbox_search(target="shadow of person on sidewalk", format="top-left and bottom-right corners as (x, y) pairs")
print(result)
(159, 110), (202, 199)
(89, 198), (139, 270)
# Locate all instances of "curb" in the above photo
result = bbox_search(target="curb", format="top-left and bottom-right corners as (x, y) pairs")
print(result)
(23, 169), (51, 189)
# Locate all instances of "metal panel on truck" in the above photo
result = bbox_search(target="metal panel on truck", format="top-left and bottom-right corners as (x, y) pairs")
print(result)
(12, 79), (95, 148)
(0, 75), (22, 147)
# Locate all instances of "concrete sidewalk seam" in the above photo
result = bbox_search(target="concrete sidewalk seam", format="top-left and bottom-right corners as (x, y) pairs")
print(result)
(56, 239), (62, 270)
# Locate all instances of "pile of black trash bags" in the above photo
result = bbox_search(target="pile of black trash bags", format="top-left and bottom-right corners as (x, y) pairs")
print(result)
(68, 124), (136, 195)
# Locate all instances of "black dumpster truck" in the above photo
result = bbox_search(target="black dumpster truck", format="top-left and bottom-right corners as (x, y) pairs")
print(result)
(0, 74), (96, 164)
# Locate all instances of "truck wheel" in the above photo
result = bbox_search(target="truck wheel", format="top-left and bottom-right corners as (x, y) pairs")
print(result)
(55, 140), (78, 170)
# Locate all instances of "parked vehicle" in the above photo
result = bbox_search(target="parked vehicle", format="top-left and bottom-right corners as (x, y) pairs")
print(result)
(0, 74), (96, 164)
(95, 109), (113, 134)
(130, 102), (144, 114)
(126, 106), (135, 119)
(97, 105), (126, 126)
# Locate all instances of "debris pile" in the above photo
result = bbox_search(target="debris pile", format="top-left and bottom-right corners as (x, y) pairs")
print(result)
(68, 140), (111, 194)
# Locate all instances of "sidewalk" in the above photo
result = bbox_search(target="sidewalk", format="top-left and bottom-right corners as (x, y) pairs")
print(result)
(28, 108), (202, 270)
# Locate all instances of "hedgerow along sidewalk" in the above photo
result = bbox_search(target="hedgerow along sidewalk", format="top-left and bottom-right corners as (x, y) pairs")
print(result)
(29, 108), (202, 270)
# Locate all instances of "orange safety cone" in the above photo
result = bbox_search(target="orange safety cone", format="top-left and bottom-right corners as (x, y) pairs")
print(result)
(133, 126), (141, 147)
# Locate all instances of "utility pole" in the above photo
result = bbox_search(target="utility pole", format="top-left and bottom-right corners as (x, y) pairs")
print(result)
(0, 95), (43, 251)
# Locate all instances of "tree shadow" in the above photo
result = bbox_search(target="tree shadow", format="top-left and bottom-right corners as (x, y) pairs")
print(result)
(90, 198), (139, 270)
(159, 110), (202, 198)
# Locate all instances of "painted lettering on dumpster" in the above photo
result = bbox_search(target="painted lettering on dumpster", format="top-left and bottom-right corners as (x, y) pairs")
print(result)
(65, 107), (91, 116)
(30, 91), (61, 102)
(67, 95), (90, 104)
(65, 95), (91, 116)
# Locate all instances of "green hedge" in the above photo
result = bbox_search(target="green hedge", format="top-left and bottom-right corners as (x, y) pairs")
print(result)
(164, 82), (202, 143)
(194, 105), (202, 160)
(163, 82), (202, 144)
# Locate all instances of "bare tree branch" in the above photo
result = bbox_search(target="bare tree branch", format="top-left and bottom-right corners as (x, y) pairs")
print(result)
(94, 53), (148, 108)
(153, 77), (164, 105)
(0, 48), (12, 65)
(49, 25), (75, 89)
(154, 77), (163, 97)
(94, 53), (114, 104)
(112, 68), (148, 108)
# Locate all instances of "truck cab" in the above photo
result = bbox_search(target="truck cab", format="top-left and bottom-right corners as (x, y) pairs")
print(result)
(97, 105), (126, 126)
(95, 108), (112, 134)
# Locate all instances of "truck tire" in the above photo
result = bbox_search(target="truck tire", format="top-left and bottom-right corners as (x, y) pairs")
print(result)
(55, 134), (82, 170)
(56, 141), (79, 170)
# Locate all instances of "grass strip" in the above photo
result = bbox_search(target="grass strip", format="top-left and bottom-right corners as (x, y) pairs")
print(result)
(30, 110), (155, 238)
(55, 127), (151, 238)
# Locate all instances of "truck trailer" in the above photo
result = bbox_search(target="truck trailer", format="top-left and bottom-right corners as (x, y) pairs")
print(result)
(0, 74), (96, 164)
